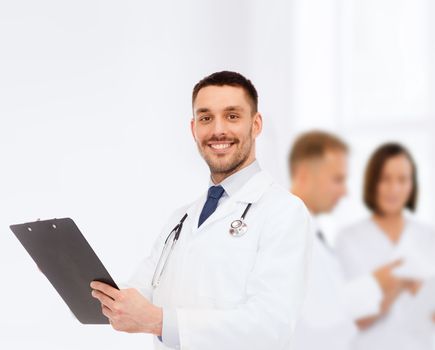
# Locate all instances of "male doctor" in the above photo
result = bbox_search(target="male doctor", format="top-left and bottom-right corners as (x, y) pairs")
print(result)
(90, 71), (312, 350)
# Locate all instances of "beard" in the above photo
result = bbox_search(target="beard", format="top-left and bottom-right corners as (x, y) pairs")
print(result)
(197, 132), (253, 177)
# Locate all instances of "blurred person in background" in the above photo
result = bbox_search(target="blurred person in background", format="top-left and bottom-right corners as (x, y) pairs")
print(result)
(289, 131), (400, 350)
(336, 142), (435, 350)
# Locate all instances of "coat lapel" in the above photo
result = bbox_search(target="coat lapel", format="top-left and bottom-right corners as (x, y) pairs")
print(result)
(194, 171), (274, 233)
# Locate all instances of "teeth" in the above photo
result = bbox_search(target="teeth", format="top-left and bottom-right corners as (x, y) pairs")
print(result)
(211, 143), (231, 150)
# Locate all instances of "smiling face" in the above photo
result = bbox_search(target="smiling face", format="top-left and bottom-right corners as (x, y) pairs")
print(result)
(376, 154), (414, 215)
(191, 85), (262, 183)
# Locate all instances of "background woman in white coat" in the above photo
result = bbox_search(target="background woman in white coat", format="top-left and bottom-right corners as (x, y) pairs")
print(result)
(336, 143), (435, 350)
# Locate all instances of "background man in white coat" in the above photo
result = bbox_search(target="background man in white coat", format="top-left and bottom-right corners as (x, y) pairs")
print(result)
(90, 71), (312, 349)
(289, 131), (402, 350)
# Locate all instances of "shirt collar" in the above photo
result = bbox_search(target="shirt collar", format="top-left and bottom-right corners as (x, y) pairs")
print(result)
(209, 160), (261, 197)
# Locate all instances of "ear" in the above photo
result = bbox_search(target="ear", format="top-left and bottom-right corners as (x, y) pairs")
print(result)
(295, 162), (310, 183)
(190, 117), (197, 141)
(252, 112), (263, 137)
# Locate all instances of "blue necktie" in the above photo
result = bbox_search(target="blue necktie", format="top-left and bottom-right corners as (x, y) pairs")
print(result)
(198, 185), (225, 227)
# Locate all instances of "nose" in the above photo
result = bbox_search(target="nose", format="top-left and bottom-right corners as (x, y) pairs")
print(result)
(211, 115), (227, 137)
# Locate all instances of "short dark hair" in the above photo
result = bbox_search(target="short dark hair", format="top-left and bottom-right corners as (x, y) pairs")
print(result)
(192, 71), (258, 113)
(364, 142), (418, 213)
(288, 130), (348, 176)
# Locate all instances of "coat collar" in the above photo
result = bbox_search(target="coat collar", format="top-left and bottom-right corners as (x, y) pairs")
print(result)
(185, 170), (274, 233)
(209, 160), (261, 198)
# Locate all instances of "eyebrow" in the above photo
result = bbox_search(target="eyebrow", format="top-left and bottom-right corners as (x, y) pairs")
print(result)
(195, 106), (245, 114)
(195, 107), (211, 114)
(224, 106), (244, 112)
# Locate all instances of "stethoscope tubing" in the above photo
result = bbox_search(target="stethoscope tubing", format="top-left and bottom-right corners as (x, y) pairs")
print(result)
(153, 203), (252, 288)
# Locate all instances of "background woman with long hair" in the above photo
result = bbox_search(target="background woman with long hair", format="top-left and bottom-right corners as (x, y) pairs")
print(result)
(336, 143), (435, 350)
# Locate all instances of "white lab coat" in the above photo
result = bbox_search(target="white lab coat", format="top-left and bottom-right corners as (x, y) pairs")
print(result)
(336, 216), (435, 350)
(292, 231), (382, 350)
(128, 171), (312, 350)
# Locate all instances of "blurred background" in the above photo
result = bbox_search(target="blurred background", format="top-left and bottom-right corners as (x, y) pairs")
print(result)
(0, 0), (434, 349)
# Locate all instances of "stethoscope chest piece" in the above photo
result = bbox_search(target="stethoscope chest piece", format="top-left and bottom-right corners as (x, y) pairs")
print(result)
(229, 219), (248, 237)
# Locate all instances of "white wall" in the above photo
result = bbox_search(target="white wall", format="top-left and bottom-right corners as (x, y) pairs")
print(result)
(282, 0), (435, 240)
(0, 1), (256, 348)
(0, 1), (433, 349)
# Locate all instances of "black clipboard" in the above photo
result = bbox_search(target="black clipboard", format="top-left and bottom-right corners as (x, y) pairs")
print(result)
(9, 217), (118, 324)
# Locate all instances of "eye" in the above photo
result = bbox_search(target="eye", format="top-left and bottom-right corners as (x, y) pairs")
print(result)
(199, 115), (212, 122)
(227, 113), (239, 120)
(398, 175), (410, 183)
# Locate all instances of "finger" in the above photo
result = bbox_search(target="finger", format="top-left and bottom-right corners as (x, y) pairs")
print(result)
(90, 281), (120, 300)
(101, 304), (114, 319)
(402, 278), (422, 284)
(92, 290), (116, 309)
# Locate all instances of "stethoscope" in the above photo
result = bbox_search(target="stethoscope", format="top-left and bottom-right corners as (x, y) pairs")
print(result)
(228, 203), (252, 237)
(151, 203), (253, 288)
